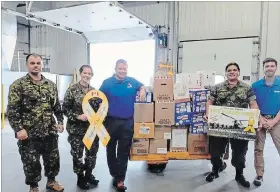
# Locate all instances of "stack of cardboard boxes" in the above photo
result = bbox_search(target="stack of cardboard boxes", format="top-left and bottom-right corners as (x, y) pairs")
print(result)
(131, 70), (216, 156)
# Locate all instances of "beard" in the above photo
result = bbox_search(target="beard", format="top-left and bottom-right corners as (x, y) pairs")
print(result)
(30, 71), (40, 76)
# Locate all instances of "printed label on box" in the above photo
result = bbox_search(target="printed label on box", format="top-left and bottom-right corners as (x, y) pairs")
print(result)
(164, 132), (172, 139)
(157, 148), (167, 154)
(139, 126), (150, 134)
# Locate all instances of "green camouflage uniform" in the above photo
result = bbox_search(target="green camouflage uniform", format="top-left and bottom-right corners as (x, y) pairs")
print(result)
(209, 80), (256, 108)
(7, 74), (63, 185)
(62, 83), (101, 177)
(208, 80), (256, 172)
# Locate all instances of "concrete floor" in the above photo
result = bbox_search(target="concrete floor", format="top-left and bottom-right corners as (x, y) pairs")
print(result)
(2, 120), (280, 192)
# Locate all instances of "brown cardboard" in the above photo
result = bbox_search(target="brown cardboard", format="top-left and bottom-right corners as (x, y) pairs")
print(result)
(155, 102), (175, 126)
(149, 139), (168, 154)
(153, 77), (174, 101)
(170, 128), (188, 152)
(132, 139), (149, 155)
(154, 126), (172, 140)
(134, 103), (154, 123)
(133, 123), (155, 139)
(188, 134), (209, 155)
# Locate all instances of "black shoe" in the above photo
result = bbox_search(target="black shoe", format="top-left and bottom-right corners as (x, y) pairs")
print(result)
(206, 172), (219, 182)
(235, 174), (250, 188)
(113, 180), (127, 191)
(253, 176), (263, 187)
(219, 162), (227, 172)
(86, 174), (99, 186)
(77, 175), (90, 190)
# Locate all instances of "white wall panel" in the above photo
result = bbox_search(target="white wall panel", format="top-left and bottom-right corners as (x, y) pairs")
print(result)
(125, 2), (169, 26)
(30, 25), (87, 75)
(178, 2), (261, 41)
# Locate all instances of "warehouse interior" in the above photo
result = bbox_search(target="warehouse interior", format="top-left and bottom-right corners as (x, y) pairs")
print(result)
(1, 1), (280, 192)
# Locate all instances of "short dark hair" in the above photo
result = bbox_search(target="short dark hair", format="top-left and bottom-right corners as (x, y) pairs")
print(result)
(115, 59), (127, 68)
(263, 57), (277, 67)
(26, 53), (42, 63)
(79, 65), (93, 74)
(225, 62), (240, 72)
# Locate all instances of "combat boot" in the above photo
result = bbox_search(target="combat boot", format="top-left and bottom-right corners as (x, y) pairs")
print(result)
(235, 169), (250, 188)
(46, 180), (64, 192)
(113, 180), (127, 191)
(206, 171), (219, 182)
(77, 175), (90, 190)
(85, 173), (99, 186)
(29, 187), (40, 192)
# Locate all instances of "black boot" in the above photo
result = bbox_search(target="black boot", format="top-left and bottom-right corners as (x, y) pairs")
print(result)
(235, 169), (250, 188)
(77, 175), (90, 190)
(113, 179), (127, 191)
(219, 162), (227, 172)
(85, 173), (99, 186)
(206, 170), (219, 182)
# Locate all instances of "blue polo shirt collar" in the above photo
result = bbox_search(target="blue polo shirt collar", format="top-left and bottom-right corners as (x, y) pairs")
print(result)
(260, 77), (280, 86)
(112, 74), (129, 83)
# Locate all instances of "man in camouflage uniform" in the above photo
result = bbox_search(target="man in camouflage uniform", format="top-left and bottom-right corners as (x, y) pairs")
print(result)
(62, 65), (101, 190)
(204, 62), (259, 188)
(7, 53), (64, 192)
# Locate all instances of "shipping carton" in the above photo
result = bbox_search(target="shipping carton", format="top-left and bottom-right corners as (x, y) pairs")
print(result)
(197, 71), (216, 88)
(134, 103), (154, 123)
(190, 89), (210, 102)
(191, 113), (205, 124)
(175, 101), (193, 126)
(135, 91), (152, 103)
(192, 101), (206, 113)
(173, 83), (190, 101)
(170, 128), (188, 152)
(176, 73), (201, 89)
(149, 139), (168, 154)
(188, 134), (209, 155)
(132, 139), (149, 155)
(153, 77), (174, 101)
(154, 126), (172, 140)
(208, 106), (260, 140)
(133, 123), (155, 139)
(189, 122), (208, 134)
(155, 102), (175, 126)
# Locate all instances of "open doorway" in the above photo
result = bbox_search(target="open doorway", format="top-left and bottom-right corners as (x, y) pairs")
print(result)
(89, 40), (156, 89)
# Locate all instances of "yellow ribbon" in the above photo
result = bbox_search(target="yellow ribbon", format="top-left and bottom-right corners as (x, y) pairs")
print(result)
(82, 90), (110, 150)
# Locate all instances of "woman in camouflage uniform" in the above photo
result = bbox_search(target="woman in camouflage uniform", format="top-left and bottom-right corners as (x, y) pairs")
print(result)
(63, 65), (101, 189)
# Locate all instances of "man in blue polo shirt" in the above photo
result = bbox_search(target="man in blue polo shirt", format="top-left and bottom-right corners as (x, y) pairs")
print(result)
(99, 59), (146, 191)
(252, 57), (280, 187)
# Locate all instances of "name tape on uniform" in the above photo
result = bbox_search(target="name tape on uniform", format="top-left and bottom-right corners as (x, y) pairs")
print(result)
(82, 90), (110, 149)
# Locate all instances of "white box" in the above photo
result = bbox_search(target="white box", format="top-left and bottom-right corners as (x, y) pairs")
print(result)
(176, 73), (201, 89)
(197, 71), (216, 88)
(173, 83), (190, 100)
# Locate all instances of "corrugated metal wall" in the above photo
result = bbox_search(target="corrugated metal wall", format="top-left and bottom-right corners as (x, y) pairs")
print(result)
(11, 26), (29, 72)
(178, 2), (261, 41)
(30, 24), (87, 75)
(125, 2), (169, 26)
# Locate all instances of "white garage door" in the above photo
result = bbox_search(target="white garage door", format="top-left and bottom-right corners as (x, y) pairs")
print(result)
(182, 37), (260, 84)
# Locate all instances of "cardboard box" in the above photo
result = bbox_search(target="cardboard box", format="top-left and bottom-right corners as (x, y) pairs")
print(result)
(188, 134), (209, 155)
(197, 71), (216, 88)
(190, 89), (210, 102)
(135, 91), (152, 103)
(175, 101), (193, 126)
(132, 139), (149, 155)
(191, 113), (205, 124)
(154, 126), (172, 140)
(208, 106), (260, 140)
(133, 123), (155, 139)
(153, 77), (174, 101)
(192, 101), (206, 113)
(189, 122), (208, 134)
(134, 103), (154, 123)
(170, 128), (188, 152)
(176, 73), (201, 89)
(149, 139), (168, 154)
(173, 83), (190, 101)
(155, 102), (175, 126)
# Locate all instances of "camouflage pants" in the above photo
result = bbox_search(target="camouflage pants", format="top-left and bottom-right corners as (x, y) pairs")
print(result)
(17, 135), (60, 185)
(68, 134), (99, 176)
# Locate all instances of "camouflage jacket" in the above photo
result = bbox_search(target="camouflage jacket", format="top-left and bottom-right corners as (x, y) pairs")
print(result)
(62, 83), (102, 135)
(7, 74), (63, 138)
(208, 80), (256, 108)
